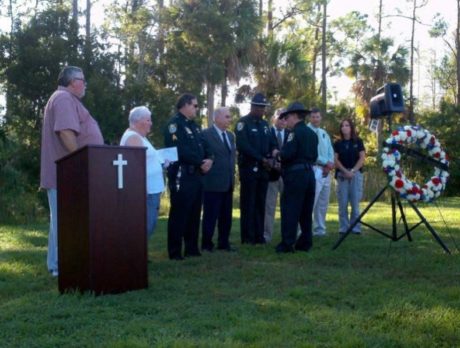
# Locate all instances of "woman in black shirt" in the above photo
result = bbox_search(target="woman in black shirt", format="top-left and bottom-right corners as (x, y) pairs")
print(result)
(333, 119), (365, 234)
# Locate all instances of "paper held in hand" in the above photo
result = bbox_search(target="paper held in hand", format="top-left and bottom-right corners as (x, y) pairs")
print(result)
(157, 147), (178, 164)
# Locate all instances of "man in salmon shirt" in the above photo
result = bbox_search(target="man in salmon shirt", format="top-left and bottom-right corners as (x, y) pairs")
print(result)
(40, 66), (104, 277)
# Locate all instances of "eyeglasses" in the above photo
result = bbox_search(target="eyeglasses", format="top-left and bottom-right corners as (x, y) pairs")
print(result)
(74, 77), (87, 84)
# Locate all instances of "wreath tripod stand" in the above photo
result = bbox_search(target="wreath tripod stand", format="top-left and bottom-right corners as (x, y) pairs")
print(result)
(332, 112), (451, 253)
(331, 184), (451, 253)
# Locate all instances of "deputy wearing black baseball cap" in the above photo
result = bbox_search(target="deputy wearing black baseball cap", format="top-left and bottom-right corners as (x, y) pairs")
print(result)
(235, 93), (277, 245)
(273, 101), (318, 253)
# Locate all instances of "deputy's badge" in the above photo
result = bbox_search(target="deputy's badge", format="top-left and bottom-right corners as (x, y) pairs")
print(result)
(237, 122), (244, 131)
(287, 133), (294, 142)
(264, 126), (269, 134)
(168, 124), (177, 134)
(185, 127), (193, 134)
(172, 134), (177, 141)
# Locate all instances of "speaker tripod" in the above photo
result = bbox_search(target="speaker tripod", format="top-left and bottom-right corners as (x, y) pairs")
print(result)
(332, 184), (451, 254)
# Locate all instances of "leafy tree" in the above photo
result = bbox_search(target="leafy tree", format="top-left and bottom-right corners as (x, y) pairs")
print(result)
(0, 6), (81, 221)
(344, 34), (410, 121)
(163, 0), (261, 123)
(248, 36), (312, 109)
(430, 7), (460, 106)
(418, 101), (460, 196)
(0, 4), (126, 220)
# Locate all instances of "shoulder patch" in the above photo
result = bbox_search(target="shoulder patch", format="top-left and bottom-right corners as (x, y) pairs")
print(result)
(287, 133), (294, 142)
(237, 122), (244, 131)
(168, 124), (177, 134)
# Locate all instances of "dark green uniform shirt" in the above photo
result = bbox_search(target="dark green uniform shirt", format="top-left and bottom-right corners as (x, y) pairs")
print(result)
(280, 120), (318, 168)
(235, 114), (277, 168)
(164, 112), (212, 167)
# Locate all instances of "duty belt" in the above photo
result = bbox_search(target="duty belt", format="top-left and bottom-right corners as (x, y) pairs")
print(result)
(283, 163), (313, 174)
(180, 164), (200, 175)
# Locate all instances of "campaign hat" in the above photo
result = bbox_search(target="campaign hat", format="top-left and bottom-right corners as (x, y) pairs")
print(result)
(250, 93), (270, 107)
(278, 102), (311, 119)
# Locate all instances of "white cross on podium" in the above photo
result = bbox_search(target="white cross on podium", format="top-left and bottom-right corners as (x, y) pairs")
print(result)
(113, 154), (128, 189)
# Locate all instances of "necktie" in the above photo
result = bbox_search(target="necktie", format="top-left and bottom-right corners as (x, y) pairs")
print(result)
(222, 131), (231, 153)
(277, 130), (283, 149)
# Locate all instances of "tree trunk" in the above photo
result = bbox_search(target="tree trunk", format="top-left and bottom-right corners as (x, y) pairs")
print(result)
(85, 0), (92, 63)
(6, 0), (14, 119)
(321, 1), (327, 110)
(259, 0), (263, 17)
(157, 0), (166, 85)
(377, 0), (383, 44)
(408, 0), (416, 125)
(72, 0), (78, 22)
(267, 0), (273, 36)
(376, 0), (384, 87)
(311, 3), (321, 97)
(207, 82), (215, 127)
(221, 62), (228, 106)
(430, 50), (437, 109)
(457, 0), (460, 106)
(376, 0), (384, 153)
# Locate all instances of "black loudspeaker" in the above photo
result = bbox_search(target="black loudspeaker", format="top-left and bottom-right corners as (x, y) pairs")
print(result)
(370, 83), (405, 118)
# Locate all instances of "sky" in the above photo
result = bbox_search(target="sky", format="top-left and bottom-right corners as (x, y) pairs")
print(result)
(324, 0), (457, 105)
(1, 0), (458, 113)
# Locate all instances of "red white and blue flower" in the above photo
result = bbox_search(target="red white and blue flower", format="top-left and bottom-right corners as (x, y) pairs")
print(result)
(381, 125), (449, 203)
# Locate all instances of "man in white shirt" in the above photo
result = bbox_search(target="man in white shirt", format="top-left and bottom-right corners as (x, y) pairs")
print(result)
(307, 107), (334, 236)
(264, 109), (287, 243)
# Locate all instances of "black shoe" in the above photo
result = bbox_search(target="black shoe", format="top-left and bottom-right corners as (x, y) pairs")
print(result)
(202, 247), (214, 253)
(275, 243), (295, 253)
(170, 255), (184, 261)
(295, 244), (312, 252)
(217, 245), (237, 252)
(184, 251), (202, 257)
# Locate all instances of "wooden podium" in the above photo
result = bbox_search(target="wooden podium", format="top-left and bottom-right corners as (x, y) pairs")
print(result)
(56, 145), (148, 295)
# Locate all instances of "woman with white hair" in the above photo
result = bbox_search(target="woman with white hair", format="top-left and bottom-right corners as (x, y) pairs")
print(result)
(120, 106), (165, 239)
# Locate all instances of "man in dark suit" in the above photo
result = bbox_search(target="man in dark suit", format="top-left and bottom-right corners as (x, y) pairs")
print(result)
(264, 108), (287, 243)
(201, 107), (236, 252)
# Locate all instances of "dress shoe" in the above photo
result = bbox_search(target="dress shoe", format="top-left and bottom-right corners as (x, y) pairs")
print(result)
(275, 243), (295, 253)
(170, 255), (184, 261)
(202, 247), (214, 253)
(184, 251), (202, 257)
(295, 244), (312, 252)
(217, 245), (237, 252)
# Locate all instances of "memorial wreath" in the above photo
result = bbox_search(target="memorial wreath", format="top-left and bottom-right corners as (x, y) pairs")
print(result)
(381, 125), (449, 203)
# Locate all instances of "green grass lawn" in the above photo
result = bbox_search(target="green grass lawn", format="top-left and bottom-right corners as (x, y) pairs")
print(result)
(1, 199), (460, 347)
